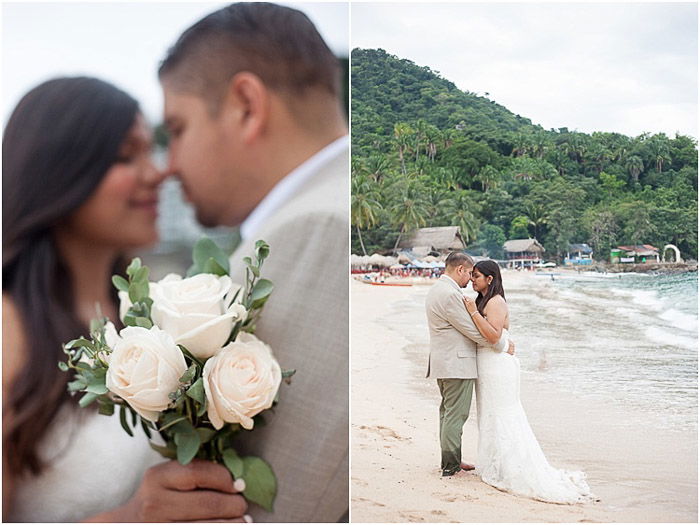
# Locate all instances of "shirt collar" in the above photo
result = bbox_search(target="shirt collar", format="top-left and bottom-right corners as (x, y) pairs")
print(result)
(240, 135), (348, 240)
(441, 274), (462, 290)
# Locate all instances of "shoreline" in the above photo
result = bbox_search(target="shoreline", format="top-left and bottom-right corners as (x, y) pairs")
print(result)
(350, 277), (697, 523)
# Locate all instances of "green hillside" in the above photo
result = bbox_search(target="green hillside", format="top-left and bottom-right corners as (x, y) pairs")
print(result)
(351, 48), (698, 261)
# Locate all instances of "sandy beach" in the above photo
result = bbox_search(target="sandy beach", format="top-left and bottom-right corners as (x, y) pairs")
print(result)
(350, 274), (697, 523)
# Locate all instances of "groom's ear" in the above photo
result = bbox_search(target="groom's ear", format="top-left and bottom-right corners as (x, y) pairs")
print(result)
(222, 72), (270, 144)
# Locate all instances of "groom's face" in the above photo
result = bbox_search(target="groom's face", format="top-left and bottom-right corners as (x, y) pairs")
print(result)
(162, 86), (255, 227)
(456, 264), (473, 288)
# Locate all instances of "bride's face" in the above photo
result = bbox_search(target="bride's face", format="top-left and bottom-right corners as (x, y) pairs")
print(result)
(62, 114), (166, 249)
(471, 268), (492, 294)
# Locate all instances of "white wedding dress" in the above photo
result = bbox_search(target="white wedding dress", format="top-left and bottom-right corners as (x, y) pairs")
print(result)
(475, 330), (593, 504)
(9, 404), (165, 522)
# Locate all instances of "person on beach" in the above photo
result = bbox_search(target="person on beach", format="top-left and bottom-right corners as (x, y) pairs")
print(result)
(3, 77), (250, 522)
(158, 3), (348, 521)
(424, 252), (514, 477)
(463, 259), (594, 504)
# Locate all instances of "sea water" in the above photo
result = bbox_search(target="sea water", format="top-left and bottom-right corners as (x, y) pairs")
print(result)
(385, 271), (698, 432)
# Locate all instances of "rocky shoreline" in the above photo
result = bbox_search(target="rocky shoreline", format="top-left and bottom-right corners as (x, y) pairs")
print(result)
(582, 262), (698, 274)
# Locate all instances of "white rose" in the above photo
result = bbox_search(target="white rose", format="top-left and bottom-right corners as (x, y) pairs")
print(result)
(106, 326), (187, 422)
(203, 332), (282, 430)
(150, 274), (247, 359)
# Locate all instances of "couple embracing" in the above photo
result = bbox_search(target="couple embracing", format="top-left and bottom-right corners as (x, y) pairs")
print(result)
(426, 252), (594, 504)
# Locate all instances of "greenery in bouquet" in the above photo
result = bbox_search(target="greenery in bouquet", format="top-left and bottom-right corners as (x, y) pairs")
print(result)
(59, 239), (294, 512)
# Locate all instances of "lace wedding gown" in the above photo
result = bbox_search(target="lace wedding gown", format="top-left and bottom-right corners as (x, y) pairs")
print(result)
(9, 404), (164, 522)
(475, 330), (593, 504)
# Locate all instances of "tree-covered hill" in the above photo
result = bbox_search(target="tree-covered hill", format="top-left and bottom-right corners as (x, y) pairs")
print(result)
(351, 48), (698, 261)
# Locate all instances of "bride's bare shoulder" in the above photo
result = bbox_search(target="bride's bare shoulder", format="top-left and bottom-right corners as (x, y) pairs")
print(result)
(485, 294), (508, 313)
(2, 294), (28, 394)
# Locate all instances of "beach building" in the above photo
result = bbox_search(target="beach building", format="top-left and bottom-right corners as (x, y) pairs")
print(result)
(503, 238), (545, 269)
(565, 243), (594, 266)
(610, 245), (660, 264)
(398, 226), (466, 255)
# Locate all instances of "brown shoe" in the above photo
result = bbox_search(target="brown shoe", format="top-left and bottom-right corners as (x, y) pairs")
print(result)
(460, 462), (475, 471)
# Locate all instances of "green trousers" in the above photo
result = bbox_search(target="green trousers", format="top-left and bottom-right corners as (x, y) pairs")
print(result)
(437, 378), (475, 473)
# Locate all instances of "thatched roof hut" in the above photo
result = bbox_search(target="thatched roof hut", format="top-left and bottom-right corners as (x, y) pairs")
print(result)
(503, 238), (545, 255)
(398, 226), (466, 254)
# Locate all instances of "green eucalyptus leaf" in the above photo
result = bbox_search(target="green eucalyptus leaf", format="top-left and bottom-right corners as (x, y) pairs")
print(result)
(185, 377), (206, 405)
(179, 364), (198, 384)
(85, 382), (108, 395)
(222, 448), (245, 479)
(250, 279), (273, 303)
(197, 427), (216, 444)
(133, 266), (149, 284)
(126, 257), (142, 275)
(128, 281), (149, 304)
(58, 361), (69, 372)
(123, 314), (138, 327)
(196, 400), (207, 417)
(193, 238), (229, 275)
(79, 392), (99, 408)
(65, 337), (96, 352)
(242, 456), (277, 512)
(134, 317), (153, 329)
(112, 275), (129, 292)
(67, 378), (88, 391)
(202, 257), (228, 276)
(149, 441), (177, 460)
(174, 425), (201, 465)
(119, 405), (134, 437)
(254, 240), (270, 262)
(281, 369), (296, 379)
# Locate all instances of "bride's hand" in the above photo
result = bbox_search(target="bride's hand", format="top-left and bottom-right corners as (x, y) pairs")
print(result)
(85, 460), (250, 522)
(462, 296), (477, 315)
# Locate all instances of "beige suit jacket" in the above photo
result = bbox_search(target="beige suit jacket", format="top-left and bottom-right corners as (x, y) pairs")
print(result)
(425, 275), (508, 379)
(228, 148), (348, 522)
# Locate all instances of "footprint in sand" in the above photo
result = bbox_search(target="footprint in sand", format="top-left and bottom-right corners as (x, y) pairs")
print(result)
(398, 511), (426, 522)
(353, 497), (386, 507)
(432, 492), (478, 503)
(359, 424), (410, 441)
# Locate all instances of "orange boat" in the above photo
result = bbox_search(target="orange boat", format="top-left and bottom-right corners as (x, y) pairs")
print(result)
(362, 280), (413, 287)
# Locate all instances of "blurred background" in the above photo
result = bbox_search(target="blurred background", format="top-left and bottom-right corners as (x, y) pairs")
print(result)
(2, 1), (349, 275)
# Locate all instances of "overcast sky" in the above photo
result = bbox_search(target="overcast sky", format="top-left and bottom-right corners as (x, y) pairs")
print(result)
(352, 1), (697, 139)
(2, 1), (348, 126)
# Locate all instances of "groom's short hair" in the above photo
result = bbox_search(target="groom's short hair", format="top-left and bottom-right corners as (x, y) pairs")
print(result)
(445, 252), (474, 269)
(158, 2), (340, 113)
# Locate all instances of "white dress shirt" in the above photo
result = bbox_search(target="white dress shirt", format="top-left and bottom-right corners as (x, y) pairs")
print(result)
(240, 135), (349, 241)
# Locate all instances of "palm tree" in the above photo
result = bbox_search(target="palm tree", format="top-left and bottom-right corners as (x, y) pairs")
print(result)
(389, 180), (429, 252)
(366, 155), (391, 183)
(475, 165), (500, 192)
(413, 119), (428, 161)
(625, 155), (644, 183)
(445, 191), (481, 244)
(649, 136), (671, 172)
(393, 123), (413, 175)
(524, 202), (549, 240)
(351, 174), (382, 256)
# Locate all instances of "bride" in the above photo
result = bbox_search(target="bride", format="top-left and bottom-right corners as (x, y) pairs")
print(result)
(462, 260), (593, 504)
(3, 77), (248, 522)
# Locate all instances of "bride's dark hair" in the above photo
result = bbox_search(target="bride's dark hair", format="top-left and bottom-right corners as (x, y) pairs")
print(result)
(474, 260), (506, 315)
(2, 77), (139, 476)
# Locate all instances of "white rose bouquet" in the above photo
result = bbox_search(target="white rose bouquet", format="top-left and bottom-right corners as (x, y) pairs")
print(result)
(59, 239), (293, 512)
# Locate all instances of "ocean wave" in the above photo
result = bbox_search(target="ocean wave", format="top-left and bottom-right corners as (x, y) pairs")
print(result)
(658, 309), (698, 333)
(644, 326), (697, 351)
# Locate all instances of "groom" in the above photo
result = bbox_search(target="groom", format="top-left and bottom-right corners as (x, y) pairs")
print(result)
(159, 3), (348, 522)
(425, 252), (513, 476)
